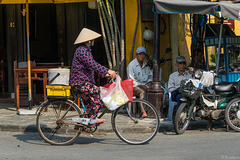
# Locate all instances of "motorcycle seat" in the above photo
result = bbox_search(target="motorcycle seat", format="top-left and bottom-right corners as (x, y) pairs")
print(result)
(212, 82), (235, 92)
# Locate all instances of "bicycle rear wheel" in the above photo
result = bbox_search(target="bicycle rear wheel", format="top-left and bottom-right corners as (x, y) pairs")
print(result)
(36, 99), (82, 145)
(112, 99), (160, 145)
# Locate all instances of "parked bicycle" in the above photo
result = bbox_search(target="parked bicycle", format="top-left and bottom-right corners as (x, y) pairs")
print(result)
(36, 85), (160, 145)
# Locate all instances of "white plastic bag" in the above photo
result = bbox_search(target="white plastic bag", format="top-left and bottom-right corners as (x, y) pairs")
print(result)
(200, 71), (215, 87)
(100, 76), (129, 110)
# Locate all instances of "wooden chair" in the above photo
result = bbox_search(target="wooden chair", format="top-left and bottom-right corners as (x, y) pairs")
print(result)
(14, 60), (36, 109)
(0, 60), (5, 98)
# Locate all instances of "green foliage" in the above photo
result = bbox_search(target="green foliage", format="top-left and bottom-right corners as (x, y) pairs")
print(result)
(210, 54), (216, 66)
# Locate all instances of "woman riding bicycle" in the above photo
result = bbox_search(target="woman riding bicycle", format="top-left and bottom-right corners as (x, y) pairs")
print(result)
(69, 28), (116, 125)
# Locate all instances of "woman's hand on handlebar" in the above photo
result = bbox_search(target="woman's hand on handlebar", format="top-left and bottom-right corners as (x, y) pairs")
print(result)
(106, 69), (117, 79)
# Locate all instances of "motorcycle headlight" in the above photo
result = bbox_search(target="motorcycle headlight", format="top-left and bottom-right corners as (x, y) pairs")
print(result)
(194, 69), (203, 79)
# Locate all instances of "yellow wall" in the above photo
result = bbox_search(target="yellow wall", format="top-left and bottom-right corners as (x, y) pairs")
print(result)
(177, 14), (192, 65)
(159, 15), (171, 82)
(125, 1), (173, 82)
(124, 3), (193, 82)
(125, 1), (240, 81)
(125, 0), (143, 65)
(235, 21), (240, 36)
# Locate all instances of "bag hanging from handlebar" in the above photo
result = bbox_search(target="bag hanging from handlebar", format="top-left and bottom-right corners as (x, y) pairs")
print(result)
(100, 75), (129, 110)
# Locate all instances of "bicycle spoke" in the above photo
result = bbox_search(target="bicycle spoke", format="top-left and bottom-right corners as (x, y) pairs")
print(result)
(37, 99), (81, 145)
(60, 106), (72, 120)
(112, 99), (159, 145)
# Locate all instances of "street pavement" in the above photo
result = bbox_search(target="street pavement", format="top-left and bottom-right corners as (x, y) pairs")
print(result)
(0, 101), (227, 134)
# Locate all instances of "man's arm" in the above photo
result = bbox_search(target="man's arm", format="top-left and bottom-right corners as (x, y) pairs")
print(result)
(168, 73), (176, 93)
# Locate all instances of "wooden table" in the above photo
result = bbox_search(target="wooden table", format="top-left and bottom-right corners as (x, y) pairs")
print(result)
(14, 65), (70, 110)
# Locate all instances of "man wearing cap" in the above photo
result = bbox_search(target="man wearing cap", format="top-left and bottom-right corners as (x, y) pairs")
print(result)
(70, 28), (116, 126)
(127, 46), (153, 118)
(168, 56), (193, 107)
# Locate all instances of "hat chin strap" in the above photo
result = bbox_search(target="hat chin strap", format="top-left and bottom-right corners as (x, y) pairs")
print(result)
(84, 41), (92, 49)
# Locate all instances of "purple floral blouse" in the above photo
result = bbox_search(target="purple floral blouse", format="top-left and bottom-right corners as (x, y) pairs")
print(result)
(69, 44), (109, 86)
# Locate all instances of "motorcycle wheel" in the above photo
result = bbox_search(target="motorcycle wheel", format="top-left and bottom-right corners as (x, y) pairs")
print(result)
(225, 98), (240, 132)
(174, 102), (191, 135)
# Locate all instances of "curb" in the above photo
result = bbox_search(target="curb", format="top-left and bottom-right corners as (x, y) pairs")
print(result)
(0, 119), (226, 134)
(0, 121), (174, 133)
(0, 124), (38, 133)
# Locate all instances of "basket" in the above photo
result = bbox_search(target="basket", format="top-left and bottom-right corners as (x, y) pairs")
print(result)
(46, 85), (71, 97)
(179, 80), (201, 99)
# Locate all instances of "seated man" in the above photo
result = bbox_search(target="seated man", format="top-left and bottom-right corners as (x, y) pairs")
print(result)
(127, 46), (153, 118)
(168, 56), (193, 107)
(189, 49), (206, 70)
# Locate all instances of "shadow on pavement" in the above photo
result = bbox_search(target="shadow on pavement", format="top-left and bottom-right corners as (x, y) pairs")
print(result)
(12, 129), (125, 146)
(12, 131), (107, 146)
(158, 119), (231, 135)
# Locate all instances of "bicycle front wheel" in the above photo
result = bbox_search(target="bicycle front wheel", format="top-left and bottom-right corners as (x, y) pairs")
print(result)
(36, 99), (82, 145)
(112, 99), (160, 145)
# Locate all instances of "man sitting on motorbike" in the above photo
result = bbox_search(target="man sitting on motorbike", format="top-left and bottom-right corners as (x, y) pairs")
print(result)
(168, 56), (193, 107)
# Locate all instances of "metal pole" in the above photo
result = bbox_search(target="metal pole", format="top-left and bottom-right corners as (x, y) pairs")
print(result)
(153, 13), (160, 82)
(147, 13), (163, 116)
(22, 5), (27, 61)
(26, 0), (32, 109)
(216, 17), (223, 74)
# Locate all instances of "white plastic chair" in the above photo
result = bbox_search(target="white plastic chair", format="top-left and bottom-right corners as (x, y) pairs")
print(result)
(165, 82), (178, 121)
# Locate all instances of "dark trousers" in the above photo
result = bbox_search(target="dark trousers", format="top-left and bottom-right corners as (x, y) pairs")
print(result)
(171, 88), (182, 107)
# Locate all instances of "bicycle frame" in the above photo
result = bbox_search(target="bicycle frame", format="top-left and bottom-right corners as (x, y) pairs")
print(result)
(36, 95), (160, 145)
(37, 93), (140, 129)
(76, 92), (136, 122)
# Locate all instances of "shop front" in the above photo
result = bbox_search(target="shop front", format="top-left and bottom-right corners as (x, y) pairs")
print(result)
(205, 35), (240, 82)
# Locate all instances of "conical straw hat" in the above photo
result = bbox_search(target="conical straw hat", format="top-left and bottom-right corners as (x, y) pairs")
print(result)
(74, 28), (101, 45)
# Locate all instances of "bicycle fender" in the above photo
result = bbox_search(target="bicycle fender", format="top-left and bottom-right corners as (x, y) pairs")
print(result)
(36, 99), (49, 114)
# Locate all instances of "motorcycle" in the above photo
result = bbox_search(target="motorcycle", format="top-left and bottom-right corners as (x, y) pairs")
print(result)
(174, 69), (240, 134)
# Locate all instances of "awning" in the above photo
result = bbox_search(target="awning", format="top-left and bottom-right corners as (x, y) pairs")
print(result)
(153, 0), (240, 73)
(0, 0), (95, 4)
(153, 0), (240, 20)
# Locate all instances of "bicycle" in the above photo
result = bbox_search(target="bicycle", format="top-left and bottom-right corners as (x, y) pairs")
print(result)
(36, 88), (160, 145)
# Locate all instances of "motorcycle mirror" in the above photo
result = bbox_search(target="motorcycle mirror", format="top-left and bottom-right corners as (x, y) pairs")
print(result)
(194, 69), (203, 79)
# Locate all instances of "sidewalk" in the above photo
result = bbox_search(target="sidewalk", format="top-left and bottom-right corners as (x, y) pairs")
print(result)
(0, 101), (226, 134)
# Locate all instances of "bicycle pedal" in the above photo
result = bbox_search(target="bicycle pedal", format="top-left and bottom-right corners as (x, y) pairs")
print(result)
(83, 126), (90, 133)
